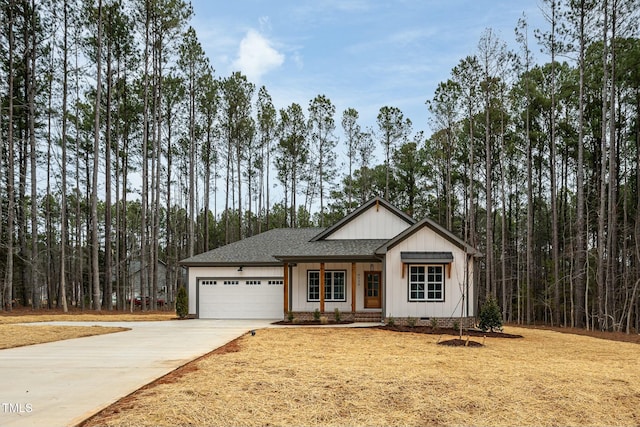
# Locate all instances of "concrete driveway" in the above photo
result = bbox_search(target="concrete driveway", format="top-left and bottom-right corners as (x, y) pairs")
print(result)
(0, 319), (273, 427)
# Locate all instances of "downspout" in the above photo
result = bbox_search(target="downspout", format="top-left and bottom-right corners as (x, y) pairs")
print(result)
(375, 253), (385, 322)
(288, 263), (294, 313)
(465, 253), (470, 318)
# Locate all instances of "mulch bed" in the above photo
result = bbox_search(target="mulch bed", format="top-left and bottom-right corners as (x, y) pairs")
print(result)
(438, 338), (484, 347)
(377, 325), (523, 338)
(272, 320), (354, 325)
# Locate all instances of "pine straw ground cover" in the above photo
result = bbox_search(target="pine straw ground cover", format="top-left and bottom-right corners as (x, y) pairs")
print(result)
(82, 326), (640, 427)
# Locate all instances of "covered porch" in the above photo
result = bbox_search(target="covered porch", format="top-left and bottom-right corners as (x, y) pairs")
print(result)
(279, 258), (384, 322)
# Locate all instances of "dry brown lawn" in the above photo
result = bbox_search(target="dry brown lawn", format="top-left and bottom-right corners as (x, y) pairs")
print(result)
(82, 326), (640, 427)
(0, 309), (172, 348)
(0, 324), (129, 349)
(0, 310), (175, 324)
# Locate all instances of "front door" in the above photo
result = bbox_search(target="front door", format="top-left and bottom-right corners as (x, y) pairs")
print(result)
(364, 272), (382, 309)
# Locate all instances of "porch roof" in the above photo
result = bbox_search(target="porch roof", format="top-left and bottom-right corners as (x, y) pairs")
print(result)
(273, 239), (388, 262)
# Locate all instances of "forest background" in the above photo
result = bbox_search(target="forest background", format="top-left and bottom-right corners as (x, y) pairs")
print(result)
(1, 0), (639, 334)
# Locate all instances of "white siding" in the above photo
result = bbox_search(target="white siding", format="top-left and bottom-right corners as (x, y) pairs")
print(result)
(325, 205), (411, 240)
(188, 266), (284, 319)
(383, 227), (474, 319)
(290, 262), (382, 312)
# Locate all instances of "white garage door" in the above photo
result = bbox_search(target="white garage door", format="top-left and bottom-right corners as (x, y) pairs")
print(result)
(198, 278), (284, 319)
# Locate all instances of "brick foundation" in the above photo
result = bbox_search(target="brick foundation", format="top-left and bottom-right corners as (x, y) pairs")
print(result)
(387, 316), (475, 329)
(287, 311), (382, 323)
(284, 311), (474, 327)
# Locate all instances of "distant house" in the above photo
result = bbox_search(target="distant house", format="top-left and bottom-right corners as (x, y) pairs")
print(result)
(112, 260), (169, 302)
(180, 197), (480, 326)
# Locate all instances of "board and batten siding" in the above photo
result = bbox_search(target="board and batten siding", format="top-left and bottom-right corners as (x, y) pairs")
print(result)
(324, 205), (411, 240)
(188, 266), (283, 316)
(383, 226), (474, 319)
(290, 262), (382, 312)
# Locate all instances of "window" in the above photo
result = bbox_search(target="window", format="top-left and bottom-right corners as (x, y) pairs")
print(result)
(307, 270), (346, 301)
(223, 280), (239, 285)
(246, 280), (261, 285)
(201, 280), (217, 286)
(409, 265), (444, 301)
(268, 280), (284, 285)
(308, 271), (320, 301)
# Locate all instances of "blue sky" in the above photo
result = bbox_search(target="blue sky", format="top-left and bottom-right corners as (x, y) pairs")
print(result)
(190, 1), (547, 145)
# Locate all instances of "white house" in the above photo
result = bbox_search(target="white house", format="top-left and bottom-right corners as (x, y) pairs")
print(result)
(180, 197), (480, 326)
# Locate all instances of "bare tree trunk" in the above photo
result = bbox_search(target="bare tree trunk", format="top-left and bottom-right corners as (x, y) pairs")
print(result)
(605, 3), (618, 331)
(4, 0), (16, 311)
(103, 16), (113, 310)
(91, 0), (103, 311)
(549, 0), (561, 326)
(596, 0), (609, 330)
(29, 0), (40, 309)
(140, 1), (150, 311)
(574, 0), (588, 329)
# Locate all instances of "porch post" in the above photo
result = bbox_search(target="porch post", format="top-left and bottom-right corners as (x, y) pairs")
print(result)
(283, 262), (289, 313)
(320, 262), (325, 313)
(351, 262), (356, 313)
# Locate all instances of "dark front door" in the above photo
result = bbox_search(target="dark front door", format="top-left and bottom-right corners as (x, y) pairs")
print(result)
(364, 272), (382, 309)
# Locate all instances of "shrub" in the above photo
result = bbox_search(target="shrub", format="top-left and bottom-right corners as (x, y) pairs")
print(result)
(320, 316), (329, 325)
(287, 311), (295, 323)
(313, 308), (321, 321)
(406, 316), (417, 328)
(478, 297), (503, 332)
(334, 308), (341, 323)
(386, 316), (395, 327)
(176, 286), (188, 319)
(452, 319), (461, 332)
(429, 318), (439, 330)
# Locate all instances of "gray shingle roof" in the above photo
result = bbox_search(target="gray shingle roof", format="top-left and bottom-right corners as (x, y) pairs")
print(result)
(179, 228), (387, 266)
(180, 228), (322, 266)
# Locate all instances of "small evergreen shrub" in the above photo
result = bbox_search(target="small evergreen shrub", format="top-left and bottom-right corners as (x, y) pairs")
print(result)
(406, 316), (417, 328)
(287, 311), (295, 322)
(452, 319), (461, 332)
(334, 308), (341, 323)
(478, 297), (503, 332)
(176, 286), (188, 319)
(313, 308), (321, 321)
(386, 316), (395, 327)
(429, 318), (439, 329)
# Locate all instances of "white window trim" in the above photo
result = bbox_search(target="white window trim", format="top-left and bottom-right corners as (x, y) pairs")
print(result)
(307, 270), (347, 302)
(408, 264), (445, 302)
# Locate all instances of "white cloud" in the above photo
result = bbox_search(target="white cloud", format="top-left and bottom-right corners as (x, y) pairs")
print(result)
(232, 29), (285, 83)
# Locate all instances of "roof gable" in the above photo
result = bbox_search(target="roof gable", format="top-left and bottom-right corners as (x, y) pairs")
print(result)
(312, 197), (415, 241)
(375, 217), (480, 256)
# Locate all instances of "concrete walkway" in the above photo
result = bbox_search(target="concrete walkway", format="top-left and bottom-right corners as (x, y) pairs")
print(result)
(0, 319), (273, 427)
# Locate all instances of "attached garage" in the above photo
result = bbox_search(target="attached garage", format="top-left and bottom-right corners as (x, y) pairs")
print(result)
(197, 277), (283, 319)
